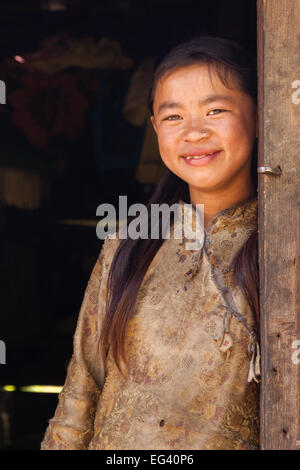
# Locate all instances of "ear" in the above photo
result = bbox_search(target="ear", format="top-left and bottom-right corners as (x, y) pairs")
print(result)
(150, 115), (157, 134)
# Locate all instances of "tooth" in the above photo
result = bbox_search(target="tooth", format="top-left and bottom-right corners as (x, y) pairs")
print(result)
(185, 155), (207, 160)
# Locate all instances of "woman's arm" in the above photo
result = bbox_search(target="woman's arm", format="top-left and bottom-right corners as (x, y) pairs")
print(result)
(40, 237), (114, 450)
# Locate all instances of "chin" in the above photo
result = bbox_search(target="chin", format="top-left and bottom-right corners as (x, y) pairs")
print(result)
(186, 172), (221, 185)
(188, 177), (224, 191)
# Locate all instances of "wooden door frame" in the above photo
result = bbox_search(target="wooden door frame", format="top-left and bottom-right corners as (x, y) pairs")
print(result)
(257, 0), (300, 450)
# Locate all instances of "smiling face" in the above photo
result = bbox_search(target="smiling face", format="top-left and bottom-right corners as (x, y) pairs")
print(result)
(151, 63), (257, 198)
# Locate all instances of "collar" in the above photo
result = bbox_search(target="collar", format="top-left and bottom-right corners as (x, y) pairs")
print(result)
(176, 195), (258, 270)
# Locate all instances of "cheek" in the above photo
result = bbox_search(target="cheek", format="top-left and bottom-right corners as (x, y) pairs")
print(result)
(156, 128), (179, 159)
(221, 117), (255, 151)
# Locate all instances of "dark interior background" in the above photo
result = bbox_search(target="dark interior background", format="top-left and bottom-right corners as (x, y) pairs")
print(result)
(0, 0), (257, 450)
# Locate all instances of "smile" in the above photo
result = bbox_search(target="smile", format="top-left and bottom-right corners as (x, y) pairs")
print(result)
(184, 154), (213, 160)
(181, 151), (221, 165)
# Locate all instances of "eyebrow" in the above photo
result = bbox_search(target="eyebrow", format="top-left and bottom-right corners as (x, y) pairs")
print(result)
(157, 94), (235, 114)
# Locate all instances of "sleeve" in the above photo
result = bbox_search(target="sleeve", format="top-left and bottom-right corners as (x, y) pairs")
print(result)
(40, 238), (114, 450)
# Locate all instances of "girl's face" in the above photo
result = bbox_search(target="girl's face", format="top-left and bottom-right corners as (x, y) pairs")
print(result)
(151, 64), (257, 194)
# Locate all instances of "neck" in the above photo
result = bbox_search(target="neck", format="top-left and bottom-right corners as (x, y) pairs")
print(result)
(189, 179), (256, 230)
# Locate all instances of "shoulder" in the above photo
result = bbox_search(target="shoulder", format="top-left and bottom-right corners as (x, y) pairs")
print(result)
(99, 232), (122, 268)
(87, 233), (122, 291)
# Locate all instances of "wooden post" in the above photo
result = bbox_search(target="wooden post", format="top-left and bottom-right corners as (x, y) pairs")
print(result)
(257, 0), (300, 450)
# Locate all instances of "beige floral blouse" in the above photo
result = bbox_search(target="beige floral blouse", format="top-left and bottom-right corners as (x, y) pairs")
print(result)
(41, 196), (260, 450)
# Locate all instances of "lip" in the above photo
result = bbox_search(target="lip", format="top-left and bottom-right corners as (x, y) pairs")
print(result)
(181, 150), (222, 166)
(181, 148), (220, 157)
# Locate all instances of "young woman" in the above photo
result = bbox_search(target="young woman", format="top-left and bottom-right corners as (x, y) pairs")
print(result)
(41, 36), (261, 450)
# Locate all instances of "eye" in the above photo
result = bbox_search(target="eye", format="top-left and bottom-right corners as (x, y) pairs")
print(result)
(163, 114), (182, 121)
(207, 109), (227, 115)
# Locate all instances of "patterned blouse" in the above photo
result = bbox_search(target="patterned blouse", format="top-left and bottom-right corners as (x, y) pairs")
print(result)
(41, 196), (260, 450)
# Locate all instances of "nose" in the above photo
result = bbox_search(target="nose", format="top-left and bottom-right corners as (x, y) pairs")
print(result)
(182, 116), (212, 142)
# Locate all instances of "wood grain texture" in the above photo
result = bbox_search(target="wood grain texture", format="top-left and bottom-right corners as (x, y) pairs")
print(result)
(257, 0), (300, 450)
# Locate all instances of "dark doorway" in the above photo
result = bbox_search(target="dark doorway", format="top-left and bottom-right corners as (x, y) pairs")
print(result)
(0, 0), (257, 450)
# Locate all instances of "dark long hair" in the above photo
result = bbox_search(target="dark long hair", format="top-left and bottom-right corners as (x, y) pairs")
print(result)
(98, 36), (259, 374)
